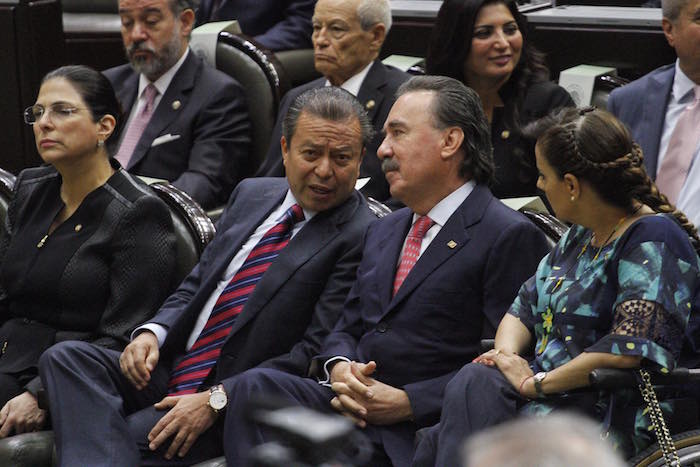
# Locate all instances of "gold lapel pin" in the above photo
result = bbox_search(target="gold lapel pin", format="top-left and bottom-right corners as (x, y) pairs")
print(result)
(172, 100), (181, 110)
(447, 240), (457, 249)
(365, 99), (375, 110)
(501, 130), (510, 139)
(74, 224), (83, 232)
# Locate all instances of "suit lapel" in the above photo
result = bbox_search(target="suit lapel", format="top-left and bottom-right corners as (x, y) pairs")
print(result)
(386, 186), (491, 315)
(200, 183), (287, 290)
(357, 61), (387, 124)
(127, 53), (199, 169)
(228, 193), (357, 334)
(641, 66), (675, 178)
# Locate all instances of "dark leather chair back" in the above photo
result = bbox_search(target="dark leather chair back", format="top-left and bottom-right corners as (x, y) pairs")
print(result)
(274, 48), (321, 89)
(148, 181), (216, 288)
(519, 209), (568, 249)
(192, 27), (288, 177)
(0, 168), (15, 229)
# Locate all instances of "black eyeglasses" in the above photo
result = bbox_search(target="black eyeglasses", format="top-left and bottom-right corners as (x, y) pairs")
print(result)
(23, 104), (86, 125)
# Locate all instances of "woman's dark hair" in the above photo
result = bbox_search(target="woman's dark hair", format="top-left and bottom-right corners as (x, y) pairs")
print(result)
(426, 0), (549, 131)
(42, 65), (123, 137)
(527, 107), (699, 243)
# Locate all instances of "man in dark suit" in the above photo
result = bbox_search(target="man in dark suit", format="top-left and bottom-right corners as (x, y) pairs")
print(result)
(256, 0), (409, 204)
(39, 87), (377, 465)
(608, 0), (700, 225)
(196, 0), (315, 51)
(108, 0), (251, 209)
(222, 76), (550, 466)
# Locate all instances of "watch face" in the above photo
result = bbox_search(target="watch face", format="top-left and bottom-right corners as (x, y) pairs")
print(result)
(534, 372), (546, 383)
(210, 391), (227, 410)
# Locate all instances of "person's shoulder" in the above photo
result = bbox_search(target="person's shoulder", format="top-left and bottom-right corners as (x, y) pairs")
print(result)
(377, 62), (411, 84)
(106, 169), (166, 209)
(523, 80), (574, 112)
(610, 63), (675, 99)
(15, 165), (58, 185)
(102, 63), (134, 83)
(622, 213), (696, 256)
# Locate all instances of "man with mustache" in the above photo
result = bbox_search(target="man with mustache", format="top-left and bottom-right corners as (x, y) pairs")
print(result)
(256, 0), (409, 205)
(106, 0), (251, 209)
(221, 76), (550, 466)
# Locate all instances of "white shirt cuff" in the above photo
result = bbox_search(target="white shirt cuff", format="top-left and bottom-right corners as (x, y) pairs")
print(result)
(131, 324), (167, 348)
(318, 356), (351, 387)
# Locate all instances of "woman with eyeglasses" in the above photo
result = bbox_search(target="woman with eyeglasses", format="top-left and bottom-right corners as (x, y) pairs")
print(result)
(0, 65), (175, 437)
(426, 0), (574, 199)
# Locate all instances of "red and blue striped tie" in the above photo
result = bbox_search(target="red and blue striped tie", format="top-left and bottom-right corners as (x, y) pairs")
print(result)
(167, 204), (305, 396)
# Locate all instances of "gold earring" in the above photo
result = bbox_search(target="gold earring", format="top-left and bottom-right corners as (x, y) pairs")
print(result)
(97, 140), (104, 147)
(570, 196), (575, 202)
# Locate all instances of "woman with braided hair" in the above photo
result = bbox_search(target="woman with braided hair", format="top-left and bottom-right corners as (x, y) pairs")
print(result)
(412, 107), (700, 467)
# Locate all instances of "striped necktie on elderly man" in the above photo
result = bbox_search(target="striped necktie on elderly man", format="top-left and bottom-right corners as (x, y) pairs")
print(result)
(167, 204), (305, 396)
(393, 215), (434, 296)
(656, 85), (700, 205)
(115, 84), (158, 168)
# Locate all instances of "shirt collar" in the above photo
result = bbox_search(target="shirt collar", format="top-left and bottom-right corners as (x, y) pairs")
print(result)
(673, 59), (698, 103)
(282, 189), (316, 221)
(413, 181), (476, 227)
(138, 47), (190, 98)
(324, 61), (374, 97)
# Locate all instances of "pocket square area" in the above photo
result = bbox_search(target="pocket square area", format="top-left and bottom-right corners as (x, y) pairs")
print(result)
(151, 134), (181, 147)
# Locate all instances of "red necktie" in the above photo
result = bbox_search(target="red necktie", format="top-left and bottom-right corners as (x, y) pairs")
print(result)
(115, 84), (158, 168)
(656, 85), (700, 204)
(393, 216), (434, 296)
(167, 204), (305, 395)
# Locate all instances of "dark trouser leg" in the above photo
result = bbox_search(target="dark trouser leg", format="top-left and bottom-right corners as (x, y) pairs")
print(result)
(39, 340), (170, 467)
(127, 404), (224, 466)
(222, 368), (334, 466)
(413, 363), (522, 467)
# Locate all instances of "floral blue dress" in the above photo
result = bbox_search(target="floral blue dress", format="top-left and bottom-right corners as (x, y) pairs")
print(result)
(508, 214), (700, 455)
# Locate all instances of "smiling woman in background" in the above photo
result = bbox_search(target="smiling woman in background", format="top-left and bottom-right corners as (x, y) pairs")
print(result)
(426, 0), (574, 199)
(0, 65), (175, 437)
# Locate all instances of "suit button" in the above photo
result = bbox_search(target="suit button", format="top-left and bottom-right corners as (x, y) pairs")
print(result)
(376, 322), (388, 333)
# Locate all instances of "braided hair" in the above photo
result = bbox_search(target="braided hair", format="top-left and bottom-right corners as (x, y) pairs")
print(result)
(525, 107), (699, 244)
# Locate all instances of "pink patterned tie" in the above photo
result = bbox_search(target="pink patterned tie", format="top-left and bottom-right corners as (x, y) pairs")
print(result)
(115, 84), (158, 168)
(393, 215), (434, 296)
(656, 85), (700, 204)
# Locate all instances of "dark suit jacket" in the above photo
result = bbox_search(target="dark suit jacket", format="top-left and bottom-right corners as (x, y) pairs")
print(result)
(196, 0), (315, 51)
(0, 163), (175, 395)
(311, 185), (550, 466)
(257, 60), (410, 203)
(607, 63), (675, 179)
(148, 177), (375, 389)
(105, 52), (251, 209)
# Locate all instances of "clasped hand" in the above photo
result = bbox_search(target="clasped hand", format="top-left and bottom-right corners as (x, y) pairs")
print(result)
(329, 360), (412, 427)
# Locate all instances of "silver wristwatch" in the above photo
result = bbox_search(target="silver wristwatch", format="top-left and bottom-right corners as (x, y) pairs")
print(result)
(533, 371), (547, 398)
(207, 384), (228, 413)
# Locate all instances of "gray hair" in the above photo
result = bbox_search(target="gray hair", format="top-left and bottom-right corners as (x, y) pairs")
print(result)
(282, 87), (374, 148)
(396, 75), (494, 184)
(357, 0), (392, 33)
(662, 0), (687, 21)
(462, 413), (627, 467)
(170, 0), (199, 14)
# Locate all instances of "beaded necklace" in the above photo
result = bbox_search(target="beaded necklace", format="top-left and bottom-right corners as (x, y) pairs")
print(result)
(537, 206), (642, 354)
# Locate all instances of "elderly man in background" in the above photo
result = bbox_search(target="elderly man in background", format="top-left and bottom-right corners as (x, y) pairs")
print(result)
(257, 0), (409, 205)
(39, 87), (376, 466)
(221, 76), (550, 466)
(608, 0), (700, 225)
(107, 0), (251, 209)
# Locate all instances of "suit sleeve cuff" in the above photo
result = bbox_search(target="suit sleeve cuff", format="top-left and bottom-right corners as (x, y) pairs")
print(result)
(132, 324), (167, 348)
(318, 356), (351, 387)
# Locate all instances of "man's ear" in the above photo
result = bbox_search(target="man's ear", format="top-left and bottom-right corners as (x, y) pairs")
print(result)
(281, 136), (289, 169)
(367, 23), (386, 56)
(180, 8), (196, 38)
(440, 127), (464, 160)
(661, 17), (676, 48)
